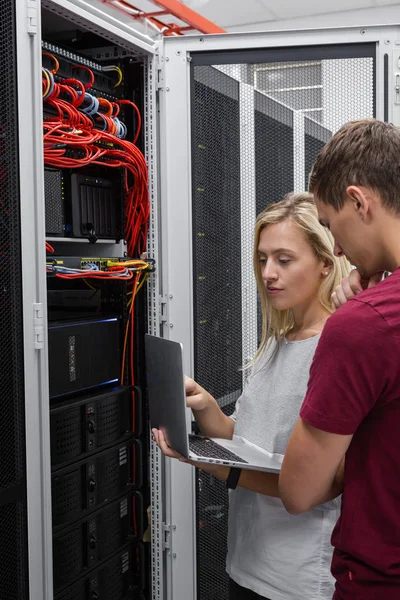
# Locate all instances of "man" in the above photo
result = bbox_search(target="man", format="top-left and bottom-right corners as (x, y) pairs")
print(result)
(279, 119), (400, 599)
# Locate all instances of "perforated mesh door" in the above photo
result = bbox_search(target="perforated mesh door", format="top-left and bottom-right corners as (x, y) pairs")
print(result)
(0, 0), (29, 598)
(44, 168), (65, 236)
(191, 46), (375, 600)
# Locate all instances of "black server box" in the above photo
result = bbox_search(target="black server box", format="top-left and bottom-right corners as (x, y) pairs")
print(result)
(55, 544), (146, 600)
(50, 386), (138, 468)
(69, 173), (122, 240)
(48, 317), (121, 399)
(53, 491), (143, 592)
(52, 440), (142, 529)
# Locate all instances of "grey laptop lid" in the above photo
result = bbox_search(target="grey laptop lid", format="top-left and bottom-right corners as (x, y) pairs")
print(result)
(145, 334), (189, 457)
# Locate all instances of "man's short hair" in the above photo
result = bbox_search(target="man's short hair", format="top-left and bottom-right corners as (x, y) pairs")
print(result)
(309, 119), (400, 214)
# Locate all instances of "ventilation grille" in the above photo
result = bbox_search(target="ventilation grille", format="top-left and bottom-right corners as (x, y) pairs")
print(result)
(45, 168), (65, 236)
(192, 51), (375, 600)
(0, 501), (29, 599)
(0, 0), (29, 596)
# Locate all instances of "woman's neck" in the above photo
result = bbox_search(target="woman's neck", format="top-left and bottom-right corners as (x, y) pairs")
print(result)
(287, 302), (330, 341)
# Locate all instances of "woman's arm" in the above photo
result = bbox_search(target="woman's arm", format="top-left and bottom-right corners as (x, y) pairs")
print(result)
(153, 430), (344, 501)
(185, 376), (234, 440)
(198, 461), (280, 497)
(153, 429), (280, 497)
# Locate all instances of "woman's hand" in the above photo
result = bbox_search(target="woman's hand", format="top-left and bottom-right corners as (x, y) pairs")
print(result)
(185, 377), (235, 440)
(185, 376), (214, 411)
(152, 428), (231, 481)
(152, 428), (188, 462)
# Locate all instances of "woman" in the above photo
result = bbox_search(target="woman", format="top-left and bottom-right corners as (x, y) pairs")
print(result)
(153, 192), (350, 600)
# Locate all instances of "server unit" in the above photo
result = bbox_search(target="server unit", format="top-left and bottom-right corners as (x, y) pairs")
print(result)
(52, 439), (142, 529)
(53, 491), (143, 592)
(50, 386), (139, 468)
(48, 317), (121, 399)
(55, 544), (146, 600)
(69, 173), (123, 241)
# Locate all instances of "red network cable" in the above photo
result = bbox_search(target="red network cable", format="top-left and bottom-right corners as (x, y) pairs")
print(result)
(42, 60), (149, 257)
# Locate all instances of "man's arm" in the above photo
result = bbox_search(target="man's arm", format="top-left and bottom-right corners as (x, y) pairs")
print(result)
(279, 418), (351, 514)
(279, 299), (393, 514)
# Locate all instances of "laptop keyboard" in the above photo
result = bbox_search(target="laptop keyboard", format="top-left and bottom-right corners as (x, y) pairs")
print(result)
(189, 435), (248, 464)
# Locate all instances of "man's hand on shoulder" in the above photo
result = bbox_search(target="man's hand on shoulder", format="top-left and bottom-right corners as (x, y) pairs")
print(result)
(331, 269), (383, 310)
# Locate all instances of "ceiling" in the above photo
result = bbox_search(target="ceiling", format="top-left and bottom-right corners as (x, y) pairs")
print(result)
(120, 0), (400, 33)
(182, 0), (400, 29)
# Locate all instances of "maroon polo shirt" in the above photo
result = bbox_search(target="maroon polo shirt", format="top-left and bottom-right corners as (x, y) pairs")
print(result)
(300, 269), (400, 599)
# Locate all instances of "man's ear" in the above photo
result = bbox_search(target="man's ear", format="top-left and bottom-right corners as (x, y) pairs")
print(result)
(346, 185), (371, 222)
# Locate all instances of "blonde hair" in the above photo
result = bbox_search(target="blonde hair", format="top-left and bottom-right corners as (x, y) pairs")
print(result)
(254, 192), (351, 361)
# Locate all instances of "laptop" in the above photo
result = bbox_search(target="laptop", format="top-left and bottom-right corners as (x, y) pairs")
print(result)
(145, 334), (282, 473)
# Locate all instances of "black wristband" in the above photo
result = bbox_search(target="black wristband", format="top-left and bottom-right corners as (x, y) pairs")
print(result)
(226, 467), (241, 490)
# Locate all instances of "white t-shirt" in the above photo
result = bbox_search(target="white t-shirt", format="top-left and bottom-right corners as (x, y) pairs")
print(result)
(226, 336), (340, 600)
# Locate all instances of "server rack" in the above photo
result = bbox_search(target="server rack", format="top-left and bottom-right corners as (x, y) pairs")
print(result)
(4, 3), (400, 599)
(12, 1), (159, 599)
(40, 4), (154, 598)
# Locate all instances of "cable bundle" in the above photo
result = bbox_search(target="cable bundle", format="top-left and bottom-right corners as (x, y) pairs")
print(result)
(42, 54), (149, 257)
(46, 258), (151, 281)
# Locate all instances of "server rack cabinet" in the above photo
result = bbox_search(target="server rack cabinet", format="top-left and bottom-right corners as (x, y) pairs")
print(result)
(39, 1), (160, 598)
(12, 1), (162, 599)
(159, 24), (398, 600)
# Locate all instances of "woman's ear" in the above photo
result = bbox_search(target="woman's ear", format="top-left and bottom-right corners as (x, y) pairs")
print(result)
(321, 261), (332, 277)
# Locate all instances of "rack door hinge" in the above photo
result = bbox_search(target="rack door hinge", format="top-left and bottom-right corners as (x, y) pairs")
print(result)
(162, 523), (171, 551)
(33, 302), (44, 350)
(27, 0), (38, 36)
(156, 67), (164, 91)
(155, 51), (165, 91)
(395, 72), (400, 105)
(159, 295), (169, 326)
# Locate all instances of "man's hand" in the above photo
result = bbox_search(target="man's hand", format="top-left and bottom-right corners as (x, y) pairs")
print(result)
(331, 269), (383, 309)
